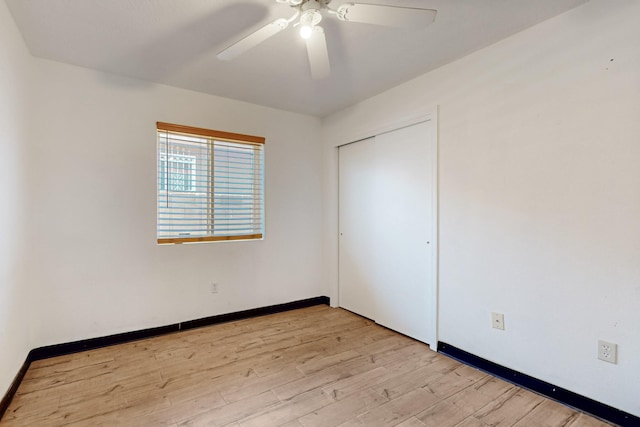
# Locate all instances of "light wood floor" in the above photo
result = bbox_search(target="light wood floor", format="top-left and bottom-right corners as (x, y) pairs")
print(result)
(1, 305), (612, 427)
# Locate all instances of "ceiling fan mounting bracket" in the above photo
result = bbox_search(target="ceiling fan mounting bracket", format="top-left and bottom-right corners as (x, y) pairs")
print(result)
(277, 0), (332, 10)
(301, 0), (321, 12)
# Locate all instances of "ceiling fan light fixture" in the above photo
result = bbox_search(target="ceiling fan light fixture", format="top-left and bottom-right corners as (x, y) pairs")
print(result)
(298, 6), (322, 39)
(299, 25), (313, 39)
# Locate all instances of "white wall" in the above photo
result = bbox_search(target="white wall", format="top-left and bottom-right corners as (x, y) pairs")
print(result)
(0, 0), (35, 397)
(25, 58), (324, 346)
(323, 0), (640, 416)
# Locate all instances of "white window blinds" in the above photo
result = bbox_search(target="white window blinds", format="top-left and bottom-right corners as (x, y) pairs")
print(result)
(156, 122), (265, 244)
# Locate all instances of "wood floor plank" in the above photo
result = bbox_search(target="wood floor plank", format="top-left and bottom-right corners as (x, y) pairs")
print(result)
(371, 356), (461, 401)
(417, 398), (467, 427)
(453, 417), (488, 427)
(177, 390), (281, 426)
(0, 394), (60, 424)
(296, 350), (361, 375)
(128, 391), (227, 426)
(321, 366), (390, 401)
(355, 388), (441, 426)
(0, 307), (613, 427)
(238, 388), (333, 427)
(568, 413), (616, 427)
(512, 399), (579, 426)
(220, 367), (305, 403)
(473, 387), (545, 426)
(272, 366), (350, 401)
(416, 377), (515, 427)
(395, 417), (427, 427)
(421, 364), (488, 400)
(298, 388), (389, 427)
(250, 336), (344, 378)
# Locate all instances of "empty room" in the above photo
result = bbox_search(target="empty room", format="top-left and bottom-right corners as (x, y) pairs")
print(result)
(0, 0), (638, 426)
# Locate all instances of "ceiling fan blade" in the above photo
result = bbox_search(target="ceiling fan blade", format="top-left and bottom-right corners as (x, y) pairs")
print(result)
(217, 19), (288, 60)
(305, 26), (331, 80)
(336, 3), (437, 28)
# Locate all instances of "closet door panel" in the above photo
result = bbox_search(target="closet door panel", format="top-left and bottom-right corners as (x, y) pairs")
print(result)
(339, 120), (435, 344)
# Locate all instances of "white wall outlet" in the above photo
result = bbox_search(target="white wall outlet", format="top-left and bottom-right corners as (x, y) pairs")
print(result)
(492, 312), (505, 330)
(598, 340), (617, 364)
(211, 282), (218, 294)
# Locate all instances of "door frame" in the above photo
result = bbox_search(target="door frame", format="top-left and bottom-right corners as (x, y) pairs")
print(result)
(336, 109), (439, 350)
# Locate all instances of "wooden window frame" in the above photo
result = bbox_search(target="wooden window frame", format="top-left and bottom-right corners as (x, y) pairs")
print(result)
(156, 122), (265, 245)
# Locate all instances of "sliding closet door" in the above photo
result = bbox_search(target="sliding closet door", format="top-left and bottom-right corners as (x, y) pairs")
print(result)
(338, 120), (436, 344)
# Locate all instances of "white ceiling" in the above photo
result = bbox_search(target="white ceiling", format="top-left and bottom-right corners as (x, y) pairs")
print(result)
(6, 0), (589, 117)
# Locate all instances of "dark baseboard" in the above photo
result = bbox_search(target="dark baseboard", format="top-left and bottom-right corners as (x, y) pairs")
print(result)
(0, 355), (31, 421)
(0, 296), (329, 421)
(29, 296), (329, 361)
(180, 296), (330, 330)
(438, 342), (640, 427)
(29, 323), (179, 361)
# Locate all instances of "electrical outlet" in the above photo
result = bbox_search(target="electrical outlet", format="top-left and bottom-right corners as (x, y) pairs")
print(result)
(492, 312), (505, 330)
(211, 283), (218, 294)
(598, 340), (617, 364)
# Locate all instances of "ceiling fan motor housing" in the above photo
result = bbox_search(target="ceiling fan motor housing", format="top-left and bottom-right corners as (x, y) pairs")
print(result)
(300, 1), (323, 27)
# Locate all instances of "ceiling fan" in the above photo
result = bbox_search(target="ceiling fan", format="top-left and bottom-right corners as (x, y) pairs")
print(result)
(217, 0), (437, 80)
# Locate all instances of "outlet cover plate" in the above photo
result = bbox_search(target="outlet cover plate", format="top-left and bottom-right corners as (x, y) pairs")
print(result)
(598, 340), (617, 364)
(492, 312), (505, 330)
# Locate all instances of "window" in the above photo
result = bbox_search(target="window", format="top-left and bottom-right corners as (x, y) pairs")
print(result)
(159, 151), (197, 192)
(156, 122), (264, 244)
